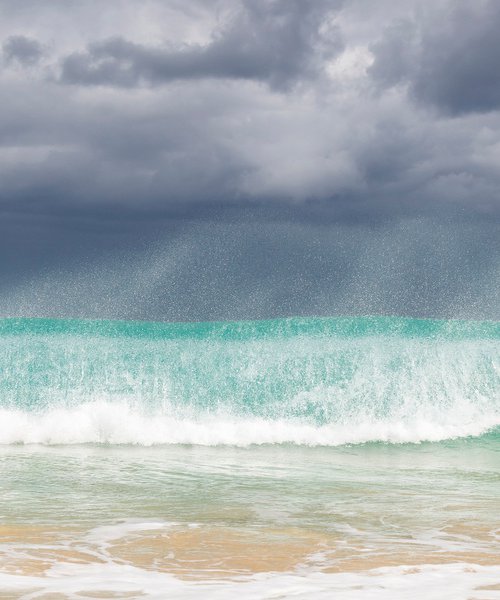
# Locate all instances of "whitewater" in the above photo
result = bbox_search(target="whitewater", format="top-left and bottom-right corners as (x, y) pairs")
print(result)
(0, 315), (499, 599)
(0, 315), (498, 446)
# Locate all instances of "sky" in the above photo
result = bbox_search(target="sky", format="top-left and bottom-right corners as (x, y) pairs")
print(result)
(0, 0), (499, 321)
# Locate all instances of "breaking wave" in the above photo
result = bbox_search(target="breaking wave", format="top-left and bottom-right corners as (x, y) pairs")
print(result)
(0, 316), (498, 446)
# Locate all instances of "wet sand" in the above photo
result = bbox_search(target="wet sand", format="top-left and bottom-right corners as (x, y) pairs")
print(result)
(1, 522), (499, 582)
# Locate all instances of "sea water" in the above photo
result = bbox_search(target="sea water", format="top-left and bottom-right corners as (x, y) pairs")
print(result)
(0, 316), (498, 599)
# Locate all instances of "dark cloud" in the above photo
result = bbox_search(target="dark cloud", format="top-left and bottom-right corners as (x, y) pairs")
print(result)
(0, 0), (499, 320)
(370, 1), (500, 115)
(1, 0), (499, 220)
(2, 35), (44, 66)
(60, 0), (343, 90)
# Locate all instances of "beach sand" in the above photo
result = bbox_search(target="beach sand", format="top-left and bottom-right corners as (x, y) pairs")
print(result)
(1, 521), (499, 582)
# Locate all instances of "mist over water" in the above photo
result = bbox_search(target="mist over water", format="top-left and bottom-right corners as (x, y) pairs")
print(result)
(1, 215), (499, 322)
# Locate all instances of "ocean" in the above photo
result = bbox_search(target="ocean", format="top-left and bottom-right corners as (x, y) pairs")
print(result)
(0, 316), (498, 599)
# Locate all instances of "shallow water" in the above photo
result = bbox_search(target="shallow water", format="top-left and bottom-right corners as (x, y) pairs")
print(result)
(1, 441), (499, 598)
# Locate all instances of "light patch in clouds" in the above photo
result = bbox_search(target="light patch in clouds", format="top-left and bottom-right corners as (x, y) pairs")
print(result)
(326, 46), (373, 84)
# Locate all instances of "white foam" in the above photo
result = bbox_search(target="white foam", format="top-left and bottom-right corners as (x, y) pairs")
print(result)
(85, 520), (176, 544)
(1, 562), (500, 599)
(0, 400), (498, 446)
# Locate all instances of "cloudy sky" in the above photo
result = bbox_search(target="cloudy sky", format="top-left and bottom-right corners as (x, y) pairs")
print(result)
(0, 0), (499, 321)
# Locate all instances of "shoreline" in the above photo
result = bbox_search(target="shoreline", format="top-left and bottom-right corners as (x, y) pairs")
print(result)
(1, 522), (499, 581)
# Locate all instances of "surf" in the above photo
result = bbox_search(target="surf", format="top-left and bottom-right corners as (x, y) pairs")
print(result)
(0, 316), (498, 446)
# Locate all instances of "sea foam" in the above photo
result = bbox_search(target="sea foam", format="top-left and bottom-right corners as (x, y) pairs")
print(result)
(0, 400), (498, 446)
(0, 316), (498, 446)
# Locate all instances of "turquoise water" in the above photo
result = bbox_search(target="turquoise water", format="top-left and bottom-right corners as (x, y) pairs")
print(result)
(0, 315), (498, 444)
(0, 316), (499, 598)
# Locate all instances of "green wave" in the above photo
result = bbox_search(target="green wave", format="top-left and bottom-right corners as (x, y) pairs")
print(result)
(0, 315), (498, 445)
(1, 314), (498, 340)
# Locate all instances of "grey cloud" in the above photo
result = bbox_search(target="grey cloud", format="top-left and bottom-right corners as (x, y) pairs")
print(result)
(0, 0), (499, 223)
(370, 1), (500, 115)
(2, 35), (44, 66)
(1, 72), (499, 224)
(59, 0), (343, 89)
(367, 20), (417, 90)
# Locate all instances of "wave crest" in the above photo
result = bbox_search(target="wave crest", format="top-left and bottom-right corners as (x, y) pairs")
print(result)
(1, 400), (498, 446)
(0, 316), (498, 446)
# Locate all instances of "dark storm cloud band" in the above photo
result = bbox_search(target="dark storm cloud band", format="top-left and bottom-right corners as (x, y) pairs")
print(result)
(59, 0), (343, 89)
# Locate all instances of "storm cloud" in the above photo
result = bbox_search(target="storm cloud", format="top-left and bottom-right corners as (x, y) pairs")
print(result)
(2, 35), (44, 66)
(0, 0), (498, 320)
(1, 0), (500, 216)
(60, 0), (343, 89)
(369, 0), (500, 115)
